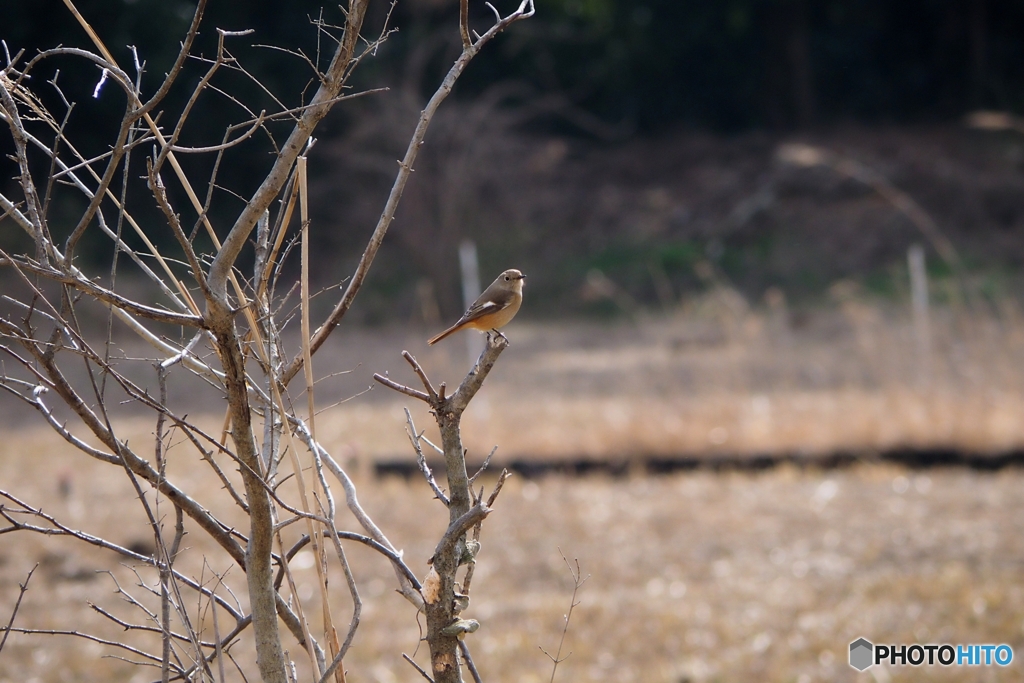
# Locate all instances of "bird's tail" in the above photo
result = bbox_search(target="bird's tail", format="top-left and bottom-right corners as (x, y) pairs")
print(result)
(427, 322), (464, 345)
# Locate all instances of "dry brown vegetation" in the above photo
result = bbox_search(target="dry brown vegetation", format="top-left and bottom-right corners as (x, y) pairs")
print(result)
(2, 299), (1024, 682)
(305, 293), (1024, 466)
(2, 429), (1024, 682)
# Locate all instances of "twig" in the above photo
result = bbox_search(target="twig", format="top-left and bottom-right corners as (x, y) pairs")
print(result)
(167, 113), (264, 153)
(88, 603), (218, 648)
(459, 0), (471, 48)
(406, 407), (449, 505)
(402, 653), (435, 682)
(540, 552), (589, 683)
(307, 425), (425, 611)
(458, 640), (483, 683)
(0, 489), (244, 621)
(2, 256), (205, 327)
(469, 446), (498, 484)
(0, 563), (36, 655)
(371, 372), (430, 402)
(462, 468), (511, 596)
(486, 469), (511, 507)
(277, 532), (420, 591)
(2, 626), (168, 666)
(205, 1), (371, 303)
(403, 350), (439, 398)
(210, 578), (228, 683)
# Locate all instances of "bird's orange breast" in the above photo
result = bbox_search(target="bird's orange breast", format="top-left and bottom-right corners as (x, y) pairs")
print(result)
(465, 293), (522, 330)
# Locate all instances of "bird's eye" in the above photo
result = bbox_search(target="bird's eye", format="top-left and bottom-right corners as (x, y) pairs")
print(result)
(504, 276), (510, 281)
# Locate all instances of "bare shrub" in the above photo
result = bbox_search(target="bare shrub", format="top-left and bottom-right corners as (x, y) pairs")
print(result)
(0, 1), (534, 682)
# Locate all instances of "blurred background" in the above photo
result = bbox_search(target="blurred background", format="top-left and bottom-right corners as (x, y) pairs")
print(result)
(3, 1), (1024, 682)
(6, 0), (1024, 318)
(6, 0), (1024, 462)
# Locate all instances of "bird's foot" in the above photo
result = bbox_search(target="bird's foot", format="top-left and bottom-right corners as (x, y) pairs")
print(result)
(488, 329), (510, 345)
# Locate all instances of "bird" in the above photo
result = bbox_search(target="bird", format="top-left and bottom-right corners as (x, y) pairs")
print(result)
(428, 269), (526, 345)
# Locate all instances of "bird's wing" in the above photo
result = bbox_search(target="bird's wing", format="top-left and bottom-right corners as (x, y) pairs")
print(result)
(459, 289), (516, 323)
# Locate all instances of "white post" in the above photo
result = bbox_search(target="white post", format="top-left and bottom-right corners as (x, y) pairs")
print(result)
(908, 243), (930, 382)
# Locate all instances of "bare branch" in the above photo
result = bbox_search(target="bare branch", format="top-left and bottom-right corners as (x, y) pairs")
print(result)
(147, 160), (211, 296)
(1, 626), (168, 667)
(450, 333), (508, 413)
(460, 0), (472, 48)
(0, 191), (34, 234)
(0, 79), (47, 258)
(0, 491), (244, 621)
(0, 113), (194, 311)
(1, 2), (537, 679)
(469, 446), (498, 485)
(406, 408), (450, 505)
(2, 255), (205, 327)
(486, 469), (511, 508)
(152, 25), (241, 174)
(303, 421), (425, 611)
(0, 564), (36, 655)
(88, 603), (219, 650)
(167, 114), (265, 153)
(459, 640), (483, 683)
(541, 553), (589, 683)
(279, 531), (420, 593)
(403, 350), (439, 398)
(206, 0), (371, 303)
(403, 653), (436, 683)
(372, 372), (431, 402)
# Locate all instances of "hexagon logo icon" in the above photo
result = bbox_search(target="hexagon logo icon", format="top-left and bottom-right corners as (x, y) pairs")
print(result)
(849, 638), (874, 671)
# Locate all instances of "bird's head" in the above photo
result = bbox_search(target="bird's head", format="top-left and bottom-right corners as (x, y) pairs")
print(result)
(500, 269), (526, 292)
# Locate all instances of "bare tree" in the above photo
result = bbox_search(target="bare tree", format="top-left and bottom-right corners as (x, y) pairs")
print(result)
(0, 1), (533, 682)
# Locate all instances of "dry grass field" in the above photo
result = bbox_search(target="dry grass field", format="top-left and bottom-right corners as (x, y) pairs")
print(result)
(316, 294), (1024, 466)
(2, 298), (1024, 682)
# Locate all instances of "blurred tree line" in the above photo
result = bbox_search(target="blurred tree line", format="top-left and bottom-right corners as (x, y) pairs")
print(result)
(3, 0), (1024, 317)
(520, 0), (1024, 131)
(6, 0), (1020, 134)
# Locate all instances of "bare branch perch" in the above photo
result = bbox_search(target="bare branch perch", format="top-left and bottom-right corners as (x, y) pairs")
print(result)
(375, 332), (512, 682)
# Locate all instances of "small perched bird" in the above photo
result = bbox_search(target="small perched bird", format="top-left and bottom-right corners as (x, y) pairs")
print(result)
(428, 269), (526, 345)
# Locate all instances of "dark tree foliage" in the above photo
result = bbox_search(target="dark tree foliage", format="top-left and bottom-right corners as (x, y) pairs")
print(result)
(5, 0), (1022, 136)
(498, 0), (1024, 132)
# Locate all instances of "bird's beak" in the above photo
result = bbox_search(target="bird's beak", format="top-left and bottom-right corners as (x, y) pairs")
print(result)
(518, 274), (527, 280)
